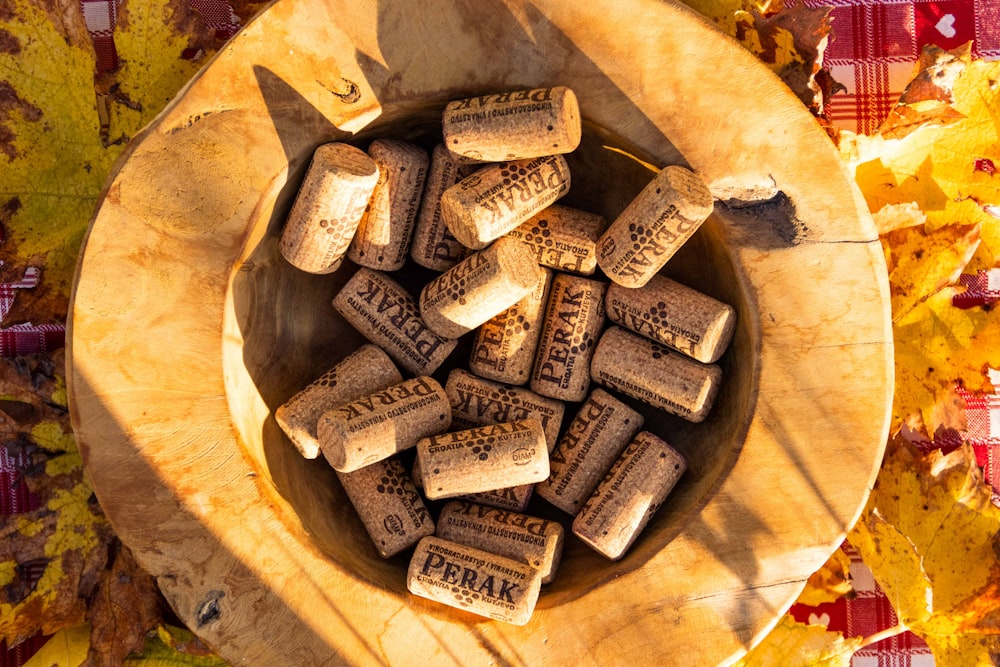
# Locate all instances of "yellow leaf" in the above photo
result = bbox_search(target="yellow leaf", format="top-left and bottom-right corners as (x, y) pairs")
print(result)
(735, 615), (862, 667)
(849, 439), (1000, 663)
(884, 222), (980, 322)
(843, 55), (1000, 260)
(794, 546), (854, 607)
(106, 0), (218, 146)
(675, 0), (832, 111)
(0, 0), (109, 318)
(22, 623), (90, 667)
(892, 285), (1000, 431)
(0, 0), (218, 321)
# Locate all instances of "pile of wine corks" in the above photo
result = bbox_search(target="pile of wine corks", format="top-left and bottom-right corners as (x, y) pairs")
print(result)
(274, 86), (736, 626)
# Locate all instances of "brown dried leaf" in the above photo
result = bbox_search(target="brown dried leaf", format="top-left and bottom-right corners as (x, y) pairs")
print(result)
(86, 542), (164, 667)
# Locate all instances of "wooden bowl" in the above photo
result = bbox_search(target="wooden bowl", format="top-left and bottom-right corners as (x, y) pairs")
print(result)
(67, 0), (893, 664)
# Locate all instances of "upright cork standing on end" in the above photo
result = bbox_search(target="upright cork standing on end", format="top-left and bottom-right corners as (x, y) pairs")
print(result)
(278, 142), (380, 274)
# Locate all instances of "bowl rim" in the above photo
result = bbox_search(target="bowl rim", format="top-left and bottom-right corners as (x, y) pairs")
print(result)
(67, 0), (893, 663)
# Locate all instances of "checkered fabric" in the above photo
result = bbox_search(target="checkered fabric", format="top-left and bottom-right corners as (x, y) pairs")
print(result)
(801, 0), (1000, 133)
(0, 267), (39, 323)
(3, 0), (996, 665)
(953, 268), (1000, 308)
(789, 541), (935, 666)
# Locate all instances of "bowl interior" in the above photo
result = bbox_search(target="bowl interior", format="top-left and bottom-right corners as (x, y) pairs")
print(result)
(225, 106), (756, 599)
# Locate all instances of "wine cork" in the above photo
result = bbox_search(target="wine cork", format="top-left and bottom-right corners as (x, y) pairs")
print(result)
(530, 273), (607, 402)
(468, 268), (552, 384)
(504, 205), (604, 276)
(317, 376), (451, 473)
(332, 268), (458, 375)
(572, 431), (686, 560)
(596, 165), (714, 288)
(436, 500), (565, 584)
(444, 368), (566, 511)
(279, 142), (380, 274)
(275, 345), (402, 459)
(410, 144), (474, 271)
(337, 456), (435, 558)
(347, 139), (429, 271)
(606, 275), (736, 363)
(419, 237), (543, 339)
(442, 86), (582, 163)
(441, 155), (571, 250)
(407, 536), (542, 625)
(445, 369), (564, 451)
(417, 419), (549, 500)
(590, 326), (722, 423)
(536, 389), (644, 515)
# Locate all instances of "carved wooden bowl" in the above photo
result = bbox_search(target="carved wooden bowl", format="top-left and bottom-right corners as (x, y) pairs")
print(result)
(68, 0), (893, 663)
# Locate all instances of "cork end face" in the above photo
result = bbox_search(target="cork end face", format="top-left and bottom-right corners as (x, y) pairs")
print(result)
(700, 304), (738, 364)
(273, 407), (321, 459)
(662, 165), (714, 223)
(492, 237), (545, 292)
(555, 86), (583, 155)
(312, 142), (381, 181)
(686, 364), (724, 424)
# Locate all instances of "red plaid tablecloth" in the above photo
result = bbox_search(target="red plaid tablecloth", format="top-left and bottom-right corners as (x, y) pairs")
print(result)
(3, 1), (999, 665)
(805, 0), (1000, 132)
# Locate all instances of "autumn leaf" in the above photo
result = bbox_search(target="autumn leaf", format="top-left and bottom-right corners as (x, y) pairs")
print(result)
(794, 546), (854, 608)
(735, 615), (862, 667)
(883, 222), (980, 321)
(125, 625), (229, 666)
(675, 0), (836, 114)
(0, 0), (109, 322)
(0, 0), (217, 323)
(22, 623), (90, 667)
(103, 0), (218, 148)
(0, 351), (114, 646)
(842, 50), (1000, 266)
(892, 285), (1000, 435)
(86, 542), (164, 667)
(849, 438), (1000, 665)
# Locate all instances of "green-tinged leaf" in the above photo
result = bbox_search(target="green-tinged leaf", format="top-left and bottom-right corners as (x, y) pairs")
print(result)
(105, 0), (217, 147)
(0, 0), (108, 320)
(125, 625), (229, 666)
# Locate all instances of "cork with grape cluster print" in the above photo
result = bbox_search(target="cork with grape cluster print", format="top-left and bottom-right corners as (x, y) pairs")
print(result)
(572, 431), (687, 561)
(279, 142), (379, 274)
(590, 326), (721, 422)
(407, 536), (543, 625)
(275, 345), (402, 459)
(419, 237), (543, 339)
(317, 376), (451, 473)
(417, 419), (549, 500)
(530, 272), (607, 402)
(441, 155), (571, 250)
(596, 165), (714, 288)
(337, 456), (435, 558)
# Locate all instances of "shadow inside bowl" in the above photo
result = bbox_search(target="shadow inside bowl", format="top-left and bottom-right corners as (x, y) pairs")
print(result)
(225, 108), (759, 603)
